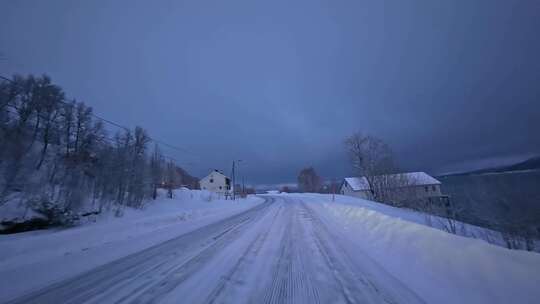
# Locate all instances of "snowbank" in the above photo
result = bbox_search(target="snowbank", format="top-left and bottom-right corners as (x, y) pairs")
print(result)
(291, 193), (540, 304)
(0, 189), (263, 302)
(285, 192), (516, 248)
(0, 192), (44, 224)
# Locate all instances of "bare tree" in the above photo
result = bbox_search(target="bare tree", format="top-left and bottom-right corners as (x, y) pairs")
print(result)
(0, 74), (197, 231)
(127, 126), (151, 207)
(150, 144), (164, 200)
(36, 82), (63, 170)
(344, 132), (398, 202)
(297, 167), (321, 193)
(164, 160), (178, 199)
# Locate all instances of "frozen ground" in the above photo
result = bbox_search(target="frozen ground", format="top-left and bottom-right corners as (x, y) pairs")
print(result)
(1, 192), (539, 304)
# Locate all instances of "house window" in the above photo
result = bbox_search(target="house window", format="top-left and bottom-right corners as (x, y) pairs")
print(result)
(210, 179), (214, 183)
(425, 186), (429, 192)
(432, 185), (436, 191)
(219, 186), (222, 189)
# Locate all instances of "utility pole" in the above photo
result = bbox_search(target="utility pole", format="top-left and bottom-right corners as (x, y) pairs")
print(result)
(242, 176), (245, 197)
(231, 159), (242, 200)
(231, 161), (235, 200)
(331, 178), (336, 202)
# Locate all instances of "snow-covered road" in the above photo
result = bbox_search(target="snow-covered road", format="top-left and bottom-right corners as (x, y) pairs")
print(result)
(5, 196), (424, 304)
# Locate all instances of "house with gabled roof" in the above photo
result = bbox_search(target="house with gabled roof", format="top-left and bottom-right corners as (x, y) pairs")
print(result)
(340, 172), (443, 202)
(199, 170), (232, 197)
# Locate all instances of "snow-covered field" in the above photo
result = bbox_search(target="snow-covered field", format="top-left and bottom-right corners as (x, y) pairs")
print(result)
(1, 191), (539, 304)
(0, 189), (263, 303)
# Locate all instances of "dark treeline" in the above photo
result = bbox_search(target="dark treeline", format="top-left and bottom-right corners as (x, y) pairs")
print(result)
(0, 74), (197, 228)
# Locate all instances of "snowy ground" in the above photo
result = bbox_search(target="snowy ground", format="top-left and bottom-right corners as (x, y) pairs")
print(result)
(1, 192), (539, 304)
(285, 193), (540, 304)
(0, 190), (263, 303)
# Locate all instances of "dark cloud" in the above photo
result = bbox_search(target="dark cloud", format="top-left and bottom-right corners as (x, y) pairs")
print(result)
(1, 0), (539, 184)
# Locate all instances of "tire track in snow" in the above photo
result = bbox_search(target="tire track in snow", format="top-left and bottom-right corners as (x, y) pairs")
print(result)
(5, 195), (426, 304)
(301, 202), (380, 304)
(202, 201), (285, 304)
(5, 199), (274, 304)
(261, 201), (321, 304)
(299, 200), (426, 304)
(125, 200), (275, 304)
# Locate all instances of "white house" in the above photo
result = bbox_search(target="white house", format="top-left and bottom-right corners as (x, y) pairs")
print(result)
(340, 172), (443, 202)
(340, 176), (372, 199)
(199, 170), (232, 197)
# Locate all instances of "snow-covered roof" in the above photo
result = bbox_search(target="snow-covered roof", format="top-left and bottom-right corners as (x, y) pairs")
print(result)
(398, 172), (441, 186)
(201, 170), (229, 181)
(343, 172), (440, 192)
(343, 177), (371, 191)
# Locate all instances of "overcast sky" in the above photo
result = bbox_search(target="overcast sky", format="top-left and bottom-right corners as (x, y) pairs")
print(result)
(1, 0), (539, 184)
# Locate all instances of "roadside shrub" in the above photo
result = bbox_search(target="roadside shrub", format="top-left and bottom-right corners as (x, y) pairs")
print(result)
(30, 199), (79, 227)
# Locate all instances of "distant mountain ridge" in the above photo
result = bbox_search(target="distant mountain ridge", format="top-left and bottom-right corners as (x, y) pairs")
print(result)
(489, 156), (540, 172)
(440, 155), (540, 177)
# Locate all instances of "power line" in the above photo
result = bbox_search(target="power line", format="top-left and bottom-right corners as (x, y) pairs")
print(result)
(4, 105), (197, 170)
(90, 112), (130, 131)
(150, 138), (194, 155)
(0, 74), (198, 159)
(1, 78), (201, 171)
